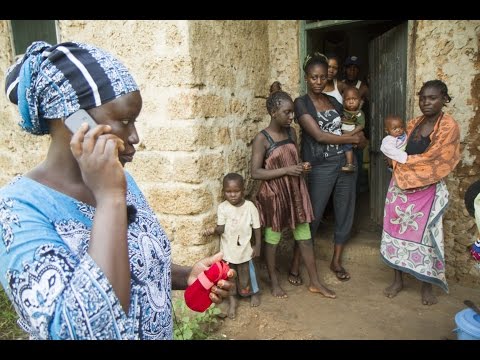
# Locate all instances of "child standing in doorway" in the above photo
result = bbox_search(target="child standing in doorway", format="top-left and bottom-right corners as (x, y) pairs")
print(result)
(251, 81), (336, 300)
(380, 115), (408, 165)
(341, 86), (365, 172)
(203, 173), (261, 319)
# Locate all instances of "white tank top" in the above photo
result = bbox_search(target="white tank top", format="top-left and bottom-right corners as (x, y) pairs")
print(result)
(323, 79), (343, 104)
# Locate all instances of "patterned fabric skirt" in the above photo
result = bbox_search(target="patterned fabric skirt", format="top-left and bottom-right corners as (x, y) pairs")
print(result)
(380, 179), (449, 292)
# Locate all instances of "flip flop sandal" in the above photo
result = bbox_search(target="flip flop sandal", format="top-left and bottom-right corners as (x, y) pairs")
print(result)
(332, 268), (350, 282)
(288, 272), (303, 286)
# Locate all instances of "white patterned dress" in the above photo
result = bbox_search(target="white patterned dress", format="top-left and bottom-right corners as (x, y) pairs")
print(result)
(0, 171), (172, 339)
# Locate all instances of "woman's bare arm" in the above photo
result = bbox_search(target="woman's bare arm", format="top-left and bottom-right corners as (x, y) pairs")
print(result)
(298, 113), (365, 146)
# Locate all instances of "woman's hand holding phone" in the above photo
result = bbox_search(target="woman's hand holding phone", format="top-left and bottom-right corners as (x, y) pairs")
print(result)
(67, 110), (127, 202)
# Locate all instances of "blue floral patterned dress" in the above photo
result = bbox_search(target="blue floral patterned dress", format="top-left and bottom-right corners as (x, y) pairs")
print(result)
(0, 171), (172, 339)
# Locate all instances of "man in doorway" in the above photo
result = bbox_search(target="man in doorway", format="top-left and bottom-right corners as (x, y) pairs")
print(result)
(343, 55), (369, 111)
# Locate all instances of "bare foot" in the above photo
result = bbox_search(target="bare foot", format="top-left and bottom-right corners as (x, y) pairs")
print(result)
(271, 284), (288, 299)
(228, 296), (237, 319)
(215, 302), (228, 318)
(421, 283), (438, 306)
(308, 284), (337, 299)
(384, 282), (403, 298)
(250, 293), (261, 307)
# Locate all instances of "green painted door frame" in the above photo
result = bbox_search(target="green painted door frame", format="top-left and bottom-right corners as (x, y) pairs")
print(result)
(298, 20), (363, 94)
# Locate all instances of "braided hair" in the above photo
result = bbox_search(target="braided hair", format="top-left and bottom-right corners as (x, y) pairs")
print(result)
(302, 52), (329, 74)
(266, 81), (293, 115)
(418, 80), (452, 105)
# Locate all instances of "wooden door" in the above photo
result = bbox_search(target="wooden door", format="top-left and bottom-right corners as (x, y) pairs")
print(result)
(368, 22), (408, 228)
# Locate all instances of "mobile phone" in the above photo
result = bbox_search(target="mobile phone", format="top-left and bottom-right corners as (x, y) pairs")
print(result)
(64, 109), (97, 133)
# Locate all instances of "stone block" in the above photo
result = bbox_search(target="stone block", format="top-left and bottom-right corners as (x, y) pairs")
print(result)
(171, 240), (220, 267)
(168, 92), (230, 120)
(144, 184), (212, 215)
(226, 147), (248, 174)
(126, 151), (172, 183)
(141, 125), (231, 151)
(173, 152), (224, 184)
(175, 212), (217, 246)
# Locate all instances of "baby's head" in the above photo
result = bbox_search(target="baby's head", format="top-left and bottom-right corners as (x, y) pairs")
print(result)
(384, 115), (405, 138)
(464, 180), (480, 219)
(222, 173), (245, 206)
(343, 87), (361, 112)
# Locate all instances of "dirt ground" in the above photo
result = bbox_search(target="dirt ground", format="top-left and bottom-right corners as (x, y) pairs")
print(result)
(211, 256), (480, 340)
(209, 201), (480, 340)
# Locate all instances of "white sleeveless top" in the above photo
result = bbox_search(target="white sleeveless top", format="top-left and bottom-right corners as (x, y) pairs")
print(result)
(323, 79), (343, 104)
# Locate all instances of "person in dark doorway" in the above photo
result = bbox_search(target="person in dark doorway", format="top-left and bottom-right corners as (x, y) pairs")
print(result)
(381, 80), (460, 305)
(251, 81), (336, 299)
(342, 55), (370, 195)
(323, 55), (346, 105)
(291, 53), (367, 283)
(0, 41), (235, 339)
(342, 55), (369, 111)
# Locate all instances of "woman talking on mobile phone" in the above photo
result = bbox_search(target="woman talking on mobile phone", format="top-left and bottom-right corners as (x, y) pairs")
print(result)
(0, 41), (234, 340)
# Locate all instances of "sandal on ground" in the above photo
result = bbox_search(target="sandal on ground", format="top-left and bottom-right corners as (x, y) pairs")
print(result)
(288, 272), (303, 286)
(341, 163), (355, 173)
(331, 267), (350, 282)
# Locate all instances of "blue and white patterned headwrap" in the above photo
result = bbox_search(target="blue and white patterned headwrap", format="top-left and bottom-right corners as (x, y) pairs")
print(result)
(4, 41), (139, 135)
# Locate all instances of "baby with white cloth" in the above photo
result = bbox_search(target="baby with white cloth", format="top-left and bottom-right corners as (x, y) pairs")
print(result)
(380, 115), (407, 164)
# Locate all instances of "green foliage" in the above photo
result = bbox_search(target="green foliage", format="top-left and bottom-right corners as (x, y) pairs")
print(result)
(172, 298), (222, 340)
(1, 288), (224, 340)
(0, 288), (26, 340)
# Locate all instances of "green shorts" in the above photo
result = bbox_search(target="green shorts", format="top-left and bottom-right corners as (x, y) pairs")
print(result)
(264, 223), (311, 245)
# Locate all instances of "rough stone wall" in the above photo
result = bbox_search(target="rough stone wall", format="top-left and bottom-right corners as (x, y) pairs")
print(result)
(267, 21), (300, 98)
(414, 20), (480, 286)
(267, 20), (301, 142)
(186, 20), (281, 264)
(58, 21), (205, 264)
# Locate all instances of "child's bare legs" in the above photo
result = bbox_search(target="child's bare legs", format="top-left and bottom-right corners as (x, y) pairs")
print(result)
(288, 243), (303, 285)
(341, 150), (355, 173)
(265, 243), (287, 298)
(226, 271), (238, 319)
(384, 269), (403, 298)
(235, 261), (260, 307)
(229, 261), (253, 318)
(421, 282), (437, 305)
(297, 239), (336, 298)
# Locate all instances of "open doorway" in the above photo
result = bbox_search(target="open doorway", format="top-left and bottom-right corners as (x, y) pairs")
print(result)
(301, 20), (408, 234)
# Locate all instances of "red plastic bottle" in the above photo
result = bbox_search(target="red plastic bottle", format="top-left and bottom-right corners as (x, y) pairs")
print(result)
(184, 261), (231, 312)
